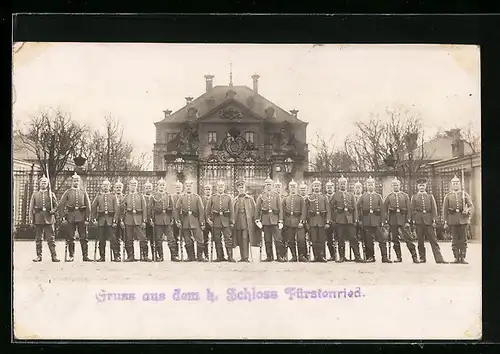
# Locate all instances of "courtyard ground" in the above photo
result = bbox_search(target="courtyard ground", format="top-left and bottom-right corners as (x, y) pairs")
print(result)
(13, 240), (481, 340)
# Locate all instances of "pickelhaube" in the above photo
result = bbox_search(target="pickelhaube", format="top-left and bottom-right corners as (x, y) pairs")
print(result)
(354, 181), (362, 187)
(102, 178), (110, 185)
(451, 175), (460, 183)
(175, 180), (183, 187)
(264, 178), (273, 184)
(204, 183), (212, 189)
(366, 176), (375, 184)
(72, 172), (80, 180)
(236, 180), (245, 187)
(185, 180), (194, 186)
(338, 175), (347, 183)
(114, 178), (123, 187)
(299, 181), (307, 189)
(144, 179), (153, 187)
(39, 175), (48, 182)
(312, 178), (321, 185)
(158, 177), (166, 184)
(274, 180), (282, 186)
(129, 178), (138, 184)
(288, 179), (297, 186)
(325, 179), (334, 187)
(217, 179), (225, 186)
(392, 177), (401, 184)
(416, 178), (427, 185)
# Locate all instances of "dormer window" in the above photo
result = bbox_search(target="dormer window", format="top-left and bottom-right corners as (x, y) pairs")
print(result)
(245, 131), (255, 144)
(208, 131), (217, 145)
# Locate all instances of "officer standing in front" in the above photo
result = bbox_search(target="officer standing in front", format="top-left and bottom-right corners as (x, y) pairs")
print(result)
(331, 176), (364, 263)
(202, 183), (213, 260)
(255, 178), (284, 262)
(410, 178), (448, 264)
(29, 175), (60, 262)
(205, 180), (235, 262)
(91, 179), (120, 262)
(383, 177), (419, 263)
(174, 180), (206, 262)
(357, 176), (391, 263)
(442, 175), (474, 264)
(282, 180), (308, 262)
(233, 180), (256, 262)
(58, 172), (92, 262)
(305, 179), (331, 262)
(113, 179), (125, 262)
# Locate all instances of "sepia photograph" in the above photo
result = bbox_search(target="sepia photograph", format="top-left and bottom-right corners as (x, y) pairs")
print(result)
(12, 42), (481, 340)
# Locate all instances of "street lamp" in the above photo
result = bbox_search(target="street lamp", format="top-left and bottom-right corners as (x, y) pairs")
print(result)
(173, 157), (185, 182)
(284, 157), (294, 173)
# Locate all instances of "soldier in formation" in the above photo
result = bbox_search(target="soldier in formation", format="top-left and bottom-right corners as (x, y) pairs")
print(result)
(59, 172), (92, 262)
(201, 183), (213, 260)
(324, 180), (337, 261)
(113, 179), (125, 262)
(143, 180), (155, 260)
(205, 180), (236, 262)
(150, 178), (174, 262)
(255, 178), (284, 262)
(305, 179), (330, 262)
(353, 181), (364, 258)
(171, 180), (183, 260)
(29, 175), (60, 262)
(331, 176), (364, 263)
(383, 177), (419, 263)
(233, 180), (256, 262)
(174, 180), (206, 262)
(282, 180), (308, 262)
(91, 179), (120, 262)
(410, 179), (448, 264)
(442, 175), (474, 264)
(357, 176), (391, 263)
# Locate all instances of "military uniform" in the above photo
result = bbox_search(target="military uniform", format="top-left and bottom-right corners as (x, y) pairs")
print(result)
(299, 182), (310, 259)
(29, 181), (60, 262)
(233, 183), (256, 262)
(383, 188), (419, 263)
(305, 191), (331, 262)
(330, 184), (363, 262)
(202, 193), (212, 259)
(325, 190), (337, 261)
(410, 187), (446, 263)
(256, 188), (284, 261)
(443, 182), (474, 263)
(171, 191), (183, 257)
(175, 190), (205, 262)
(282, 188), (308, 262)
(91, 190), (120, 261)
(353, 192), (363, 244)
(143, 190), (155, 260)
(114, 190), (125, 261)
(59, 180), (92, 261)
(151, 189), (174, 262)
(357, 190), (391, 262)
(121, 189), (150, 262)
(206, 191), (235, 262)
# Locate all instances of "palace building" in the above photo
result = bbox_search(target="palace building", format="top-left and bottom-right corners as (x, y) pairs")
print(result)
(153, 72), (309, 196)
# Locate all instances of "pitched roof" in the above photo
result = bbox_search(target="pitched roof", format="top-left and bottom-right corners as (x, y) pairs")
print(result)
(155, 85), (305, 125)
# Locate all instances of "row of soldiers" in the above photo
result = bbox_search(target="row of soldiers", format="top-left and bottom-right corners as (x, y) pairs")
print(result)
(28, 172), (474, 264)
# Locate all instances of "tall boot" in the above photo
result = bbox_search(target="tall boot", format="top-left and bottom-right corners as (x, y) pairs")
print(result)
(124, 244), (136, 262)
(316, 244), (327, 262)
(169, 245), (180, 262)
(380, 243), (393, 263)
(214, 242), (226, 262)
(336, 245), (346, 263)
(140, 242), (153, 262)
(185, 244), (196, 262)
(66, 242), (75, 262)
(32, 242), (43, 262)
(227, 246), (236, 262)
(460, 247), (468, 264)
(409, 247), (420, 263)
(81, 241), (91, 262)
(452, 248), (461, 263)
(263, 242), (274, 262)
(327, 243), (336, 261)
(48, 243), (60, 262)
(112, 245), (121, 262)
(156, 241), (164, 262)
(393, 244), (402, 263)
(197, 243), (208, 262)
(239, 240), (250, 262)
(297, 244), (308, 262)
(290, 245), (298, 262)
(276, 242), (286, 262)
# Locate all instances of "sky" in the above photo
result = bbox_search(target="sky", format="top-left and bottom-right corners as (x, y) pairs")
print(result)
(12, 43), (481, 161)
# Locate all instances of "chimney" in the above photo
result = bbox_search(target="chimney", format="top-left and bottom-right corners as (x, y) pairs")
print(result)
(185, 96), (193, 105)
(251, 74), (260, 94)
(163, 109), (172, 119)
(290, 109), (299, 118)
(204, 75), (214, 92)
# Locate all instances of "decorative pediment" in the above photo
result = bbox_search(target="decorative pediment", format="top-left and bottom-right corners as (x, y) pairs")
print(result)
(196, 99), (264, 122)
(219, 107), (243, 121)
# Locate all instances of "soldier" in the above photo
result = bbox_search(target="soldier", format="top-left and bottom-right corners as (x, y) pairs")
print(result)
(325, 180), (337, 261)
(353, 181), (364, 249)
(410, 178), (448, 264)
(206, 180), (235, 262)
(143, 180), (155, 260)
(151, 178), (174, 262)
(331, 176), (364, 263)
(29, 175), (60, 262)
(174, 180), (206, 262)
(357, 176), (391, 263)
(121, 178), (151, 262)
(274, 179), (286, 259)
(91, 179), (120, 262)
(59, 172), (92, 262)
(282, 180), (308, 262)
(233, 180), (256, 262)
(255, 178), (284, 262)
(299, 181), (311, 259)
(443, 175), (474, 264)
(171, 180), (183, 259)
(305, 179), (331, 262)
(202, 184), (213, 260)
(383, 177), (419, 263)
(299, 182), (308, 198)
(114, 179), (125, 261)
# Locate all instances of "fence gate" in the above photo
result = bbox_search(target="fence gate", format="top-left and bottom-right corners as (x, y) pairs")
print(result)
(199, 161), (271, 199)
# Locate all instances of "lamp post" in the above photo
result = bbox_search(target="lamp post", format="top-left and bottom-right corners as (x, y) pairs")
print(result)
(173, 157), (185, 182)
(73, 154), (87, 173)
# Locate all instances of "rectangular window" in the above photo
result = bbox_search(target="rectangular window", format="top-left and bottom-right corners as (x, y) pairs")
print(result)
(166, 132), (177, 142)
(245, 131), (255, 143)
(208, 131), (217, 144)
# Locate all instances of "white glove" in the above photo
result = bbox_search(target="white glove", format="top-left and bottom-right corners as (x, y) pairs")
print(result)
(278, 221), (283, 230)
(255, 220), (263, 229)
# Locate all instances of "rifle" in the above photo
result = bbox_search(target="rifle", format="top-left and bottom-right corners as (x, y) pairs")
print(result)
(461, 165), (469, 216)
(209, 228), (214, 262)
(387, 224), (392, 261)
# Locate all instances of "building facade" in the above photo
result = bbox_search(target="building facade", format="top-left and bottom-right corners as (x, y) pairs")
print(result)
(153, 74), (309, 196)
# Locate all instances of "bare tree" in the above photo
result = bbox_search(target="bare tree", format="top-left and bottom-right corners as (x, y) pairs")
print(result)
(344, 105), (432, 173)
(310, 133), (355, 172)
(15, 109), (87, 191)
(460, 121), (481, 153)
(80, 116), (151, 172)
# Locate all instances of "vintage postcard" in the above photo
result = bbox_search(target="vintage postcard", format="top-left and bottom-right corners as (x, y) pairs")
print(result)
(12, 43), (481, 340)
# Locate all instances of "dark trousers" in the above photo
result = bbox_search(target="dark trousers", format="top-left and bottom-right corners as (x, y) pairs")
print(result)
(363, 226), (387, 260)
(234, 229), (249, 260)
(263, 225), (282, 259)
(326, 225), (336, 259)
(390, 225), (416, 258)
(415, 224), (444, 262)
(203, 226), (211, 258)
(309, 226), (326, 260)
(337, 224), (361, 259)
(97, 224), (118, 259)
(283, 226), (307, 257)
(212, 226), (233, 259)
(450, 224), (468, 259)
(124, 225), (147, 259)
(34, 224), (57, 257)
(67, 222), (88, 257)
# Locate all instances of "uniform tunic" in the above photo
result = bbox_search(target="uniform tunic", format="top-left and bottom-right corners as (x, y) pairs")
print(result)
(59, 187), (91, 242)
(175, 193), (204, 246)
(143, 193), (155, 245)
(121, 192), (148, 245)
(206, 193), (234, 248)
(151, 191), (175, 248)
(91, 192), (120, 252)
(383, 191), (416, 258)
(29, 190), (58, 253)
(256, 191), (284, 251)
(357, 191), (386, 260)
(330, 190), (361, 258)
(282, 193), (307, 252)
(443, 191), (474, 257)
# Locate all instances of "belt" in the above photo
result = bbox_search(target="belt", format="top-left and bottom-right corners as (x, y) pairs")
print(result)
(183, 211), (198, 217)
(309, 211), (326, 215)
(34, 207), (47, 212)
(448, 209), (462, 214)
(98, 211), (113, 216)
(262, 210), (279, 215)
(389, 208), (406, 214)
(336, 207), (352, 212)
(363, 210), (380, 216)
(67, 206), (87, 212)
(155, 209), (172, 214)
(213, 211), (231, 216)
(286, 211), (300, 216)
